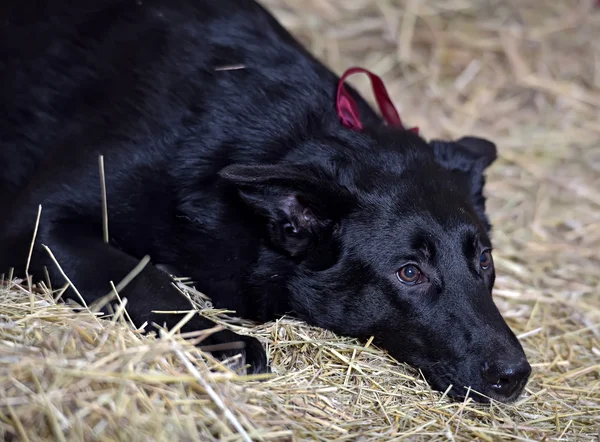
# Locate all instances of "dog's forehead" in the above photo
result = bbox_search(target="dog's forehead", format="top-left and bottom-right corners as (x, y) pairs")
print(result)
(355, 166), (474, 219)
(350, 200), (479, 242)
(343, 173), (485, 253)
(343, 204), (486, 271)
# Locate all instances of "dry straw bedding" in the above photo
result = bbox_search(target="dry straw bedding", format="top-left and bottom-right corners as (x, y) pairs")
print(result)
(1, 0), (599, 440)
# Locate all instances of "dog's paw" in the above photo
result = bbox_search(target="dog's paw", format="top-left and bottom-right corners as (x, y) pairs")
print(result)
(241, 335), (269, 374)
(204, 333), (269, 375)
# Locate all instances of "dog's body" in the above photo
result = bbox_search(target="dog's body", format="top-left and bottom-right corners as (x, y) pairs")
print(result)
(0, 0), (531, 402)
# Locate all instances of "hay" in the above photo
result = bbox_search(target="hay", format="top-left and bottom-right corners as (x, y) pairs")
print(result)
(1, 0), (599, 440)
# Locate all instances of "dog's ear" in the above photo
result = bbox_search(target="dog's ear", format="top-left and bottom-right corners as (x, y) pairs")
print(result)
(219, 163), (354, 257)
(430, 136), (497, 231)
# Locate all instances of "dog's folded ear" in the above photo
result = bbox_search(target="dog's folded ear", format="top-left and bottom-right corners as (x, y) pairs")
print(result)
(219, 163), (354, 257)
(454, 136), (497, 167)
(430, 136), (498, 231)
(430, 136), (497, 171)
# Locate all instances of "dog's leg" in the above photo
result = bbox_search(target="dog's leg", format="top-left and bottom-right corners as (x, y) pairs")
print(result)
(27, 220), (268, 373)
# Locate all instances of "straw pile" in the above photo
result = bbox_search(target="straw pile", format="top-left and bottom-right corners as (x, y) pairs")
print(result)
(1, 0), (599, 440)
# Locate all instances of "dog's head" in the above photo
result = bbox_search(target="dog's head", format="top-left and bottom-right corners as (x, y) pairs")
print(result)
(219, 129), (530, 403)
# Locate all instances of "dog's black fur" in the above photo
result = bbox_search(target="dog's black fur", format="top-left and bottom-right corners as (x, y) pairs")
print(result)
(0, 0), (531, 402)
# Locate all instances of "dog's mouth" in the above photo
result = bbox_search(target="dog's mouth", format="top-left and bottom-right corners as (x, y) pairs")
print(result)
(452, 384), (527, 404)
(423, 365), (531, 404)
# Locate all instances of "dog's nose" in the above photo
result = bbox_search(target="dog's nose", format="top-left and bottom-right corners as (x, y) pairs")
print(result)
(482, 358), (531, 399)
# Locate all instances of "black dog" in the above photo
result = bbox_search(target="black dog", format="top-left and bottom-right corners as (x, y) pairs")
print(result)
(0, 0), (531, 402)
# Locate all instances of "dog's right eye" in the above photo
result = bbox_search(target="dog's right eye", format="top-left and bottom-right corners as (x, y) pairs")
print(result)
(396, 265), (424, 285)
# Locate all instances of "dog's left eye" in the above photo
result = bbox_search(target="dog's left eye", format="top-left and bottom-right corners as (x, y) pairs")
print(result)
(480, 251), (492, 270)
(396, 265), (425, 285)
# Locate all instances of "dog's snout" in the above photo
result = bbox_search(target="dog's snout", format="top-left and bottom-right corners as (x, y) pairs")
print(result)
(481, 358), (531, 399)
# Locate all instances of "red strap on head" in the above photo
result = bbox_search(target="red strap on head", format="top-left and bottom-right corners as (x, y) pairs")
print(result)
(336, 67), (419, 134)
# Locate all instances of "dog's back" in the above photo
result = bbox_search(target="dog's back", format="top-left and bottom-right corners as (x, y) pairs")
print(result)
(0, 0), (341, 200)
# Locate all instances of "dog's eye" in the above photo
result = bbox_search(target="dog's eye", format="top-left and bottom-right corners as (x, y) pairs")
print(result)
(480, 251), (492, 270)
(396, 265), (423, 285)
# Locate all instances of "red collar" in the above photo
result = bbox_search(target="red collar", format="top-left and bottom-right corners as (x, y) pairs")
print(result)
(336, 67), (418, 134)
